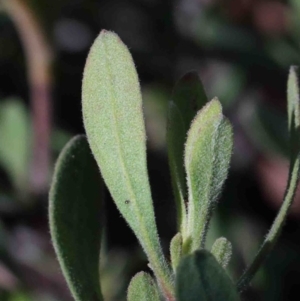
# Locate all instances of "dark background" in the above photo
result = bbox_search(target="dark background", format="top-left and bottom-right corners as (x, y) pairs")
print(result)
(0, 0), (300, 300)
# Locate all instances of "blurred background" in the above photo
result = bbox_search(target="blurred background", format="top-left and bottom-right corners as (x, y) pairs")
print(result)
(0, 0), (300, 300)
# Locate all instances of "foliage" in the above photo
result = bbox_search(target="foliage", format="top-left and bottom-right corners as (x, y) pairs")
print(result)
(48, 31), (300, 301)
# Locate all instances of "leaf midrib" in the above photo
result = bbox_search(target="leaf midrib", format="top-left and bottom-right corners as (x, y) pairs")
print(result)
(101, 39), (165, 278)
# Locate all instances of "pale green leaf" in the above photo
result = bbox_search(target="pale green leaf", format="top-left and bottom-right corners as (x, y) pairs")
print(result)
(49, 135), (103, 301)
(127, 272), (160, 301)
(82, 30), (173, 294)
(211, 237), (232, 268)
(167, 72), (207, 234)
(0, 98), (31, 194)
(170, 232), (182, 273)
(183, 99), (233, 252)
(287, 66), (300, 163)
(176, 250), (240, 301)
(287, 66), (300, 132)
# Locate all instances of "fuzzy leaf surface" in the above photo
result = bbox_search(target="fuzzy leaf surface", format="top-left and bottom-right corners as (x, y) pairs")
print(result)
(184, 99), (233, 252)
(49, 135), (103, 301)
(288, 66), (300, 132)
(170, 232), (182, 272)
(82, 30), (172, 292)
(176, 250), (240, 301)
(167, 72), (207, 233)
(211, 237), (232, 268)
(127, 272), (160, 301)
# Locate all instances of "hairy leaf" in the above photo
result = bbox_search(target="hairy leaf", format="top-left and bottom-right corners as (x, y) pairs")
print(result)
(82, 30), (173, 293)
(167, 72), (207, 234)
(211, 237), (232, 268)
(176, 250), (240, 301)
(170, 232), (183, 272)
(127, 272), (160, 301)
(49, 135), (103, 301)
(183, 99), (233, 252)
(287, 66), (300, 132)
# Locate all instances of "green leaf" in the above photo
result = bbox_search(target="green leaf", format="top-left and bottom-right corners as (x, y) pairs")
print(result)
(49, 135), (103, 301)
(82, 30), (173, 295)
(170, 232), (182, 273)
(8, 292), (32, 301)
(288, 66), (300, 160)
(237, 66), (300, 291)
(288, 66), (300, 131)
(167, 72), (207, 234)
(127, 272), (160, 301)
(176, 250), (240, 301)
(211, 237), (232, 268)
(0, 98), (31, 195)
(183, 99), (233, 253)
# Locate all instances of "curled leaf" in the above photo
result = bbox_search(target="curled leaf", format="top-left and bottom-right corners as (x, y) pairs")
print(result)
(183, 99), (233, 252)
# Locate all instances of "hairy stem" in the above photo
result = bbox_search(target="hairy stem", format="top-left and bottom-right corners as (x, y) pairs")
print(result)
(237, 155), (300, 291)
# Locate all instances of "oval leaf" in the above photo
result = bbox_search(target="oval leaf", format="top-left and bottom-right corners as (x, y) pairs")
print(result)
(82, 30), (172, 293)
(176, 250), (240, 301)
(127, 272), (160, 301)
(183, 99), (233, 252)
(49, 135), (103, 301)
(167, 72), (207, 234)
(0, 98), (31, 194)
(211, 237), (232, 268)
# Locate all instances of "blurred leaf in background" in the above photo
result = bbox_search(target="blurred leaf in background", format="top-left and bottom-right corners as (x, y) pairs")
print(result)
(0, 98), (31, 198)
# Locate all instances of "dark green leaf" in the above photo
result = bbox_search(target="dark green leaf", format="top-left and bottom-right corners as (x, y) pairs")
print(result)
(49, 135), (103, 301)
(167, 72), (207, 234)
(176, 250), (240, 301)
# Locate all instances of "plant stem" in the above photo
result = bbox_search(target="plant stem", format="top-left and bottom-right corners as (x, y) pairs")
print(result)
(237, 154), (300, 292)
(3, 0), (53, 195)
